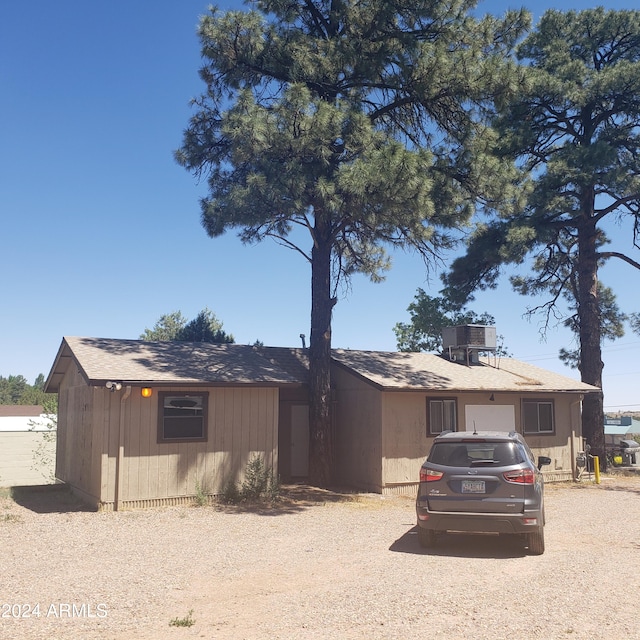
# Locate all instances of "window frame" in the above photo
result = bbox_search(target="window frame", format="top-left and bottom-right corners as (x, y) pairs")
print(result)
(522, 398), (555, 435)
(157, 391), (209, 444)
(426, 397), (458, 436)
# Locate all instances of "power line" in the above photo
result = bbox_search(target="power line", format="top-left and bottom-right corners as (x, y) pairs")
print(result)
(604, 403), (640, 410)
(515, 340), (640, 364)
(603, 370), (640, 378)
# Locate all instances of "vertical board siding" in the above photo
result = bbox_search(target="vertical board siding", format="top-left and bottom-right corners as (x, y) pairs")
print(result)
(165, 445), (180, 498)
(55, 365), (280, 508)
(265, 388), (277, 473)
(90, 389), (103, 500)
(138, 390), (153, 500)
(96, 389), (109, 501)
(212, 389), (227, 489)
(111, 386), (279, 504)
(146, 394), (160, 501)
(231, 388), (244, 485)
(104, 391), (120, 503)
(332, 367), (383, 491)
(56, 366), (102, 504)
(380, 391), (584, 489)
(382, 392), (430, 486)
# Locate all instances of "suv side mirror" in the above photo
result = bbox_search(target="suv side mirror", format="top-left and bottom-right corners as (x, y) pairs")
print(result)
(537, 456), (552, 470)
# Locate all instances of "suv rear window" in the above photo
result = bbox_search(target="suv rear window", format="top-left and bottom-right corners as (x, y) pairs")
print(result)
(428, 441), (525, 467)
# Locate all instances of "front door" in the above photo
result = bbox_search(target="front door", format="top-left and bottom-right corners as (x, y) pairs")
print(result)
(290, 404), (309, 477)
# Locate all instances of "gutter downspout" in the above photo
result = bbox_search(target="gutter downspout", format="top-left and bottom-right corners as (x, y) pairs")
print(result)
(114, 386), (132, 511)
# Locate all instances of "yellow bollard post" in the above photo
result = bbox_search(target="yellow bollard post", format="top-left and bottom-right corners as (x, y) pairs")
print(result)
(593, 455), (600, 484)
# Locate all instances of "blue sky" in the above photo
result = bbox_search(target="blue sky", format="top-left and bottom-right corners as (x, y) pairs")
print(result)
(1, 0), (639, 411)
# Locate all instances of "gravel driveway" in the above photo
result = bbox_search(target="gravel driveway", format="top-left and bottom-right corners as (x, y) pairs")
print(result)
(1, 476), (639, 640)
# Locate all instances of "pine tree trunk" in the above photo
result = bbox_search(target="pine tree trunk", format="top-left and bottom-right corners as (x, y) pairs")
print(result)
(577, 210), (606, 470)
(308, 217), (335, 487)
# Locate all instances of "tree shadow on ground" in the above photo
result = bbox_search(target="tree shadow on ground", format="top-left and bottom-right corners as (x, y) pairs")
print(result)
(597, 481), (640, 497)
(562, 473), (640, 497)
(212, 483), (373, 516)
(8, 484), (93, 514)
(390, 526), (528, 559)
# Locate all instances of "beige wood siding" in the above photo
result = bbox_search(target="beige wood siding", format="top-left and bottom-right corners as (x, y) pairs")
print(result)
(104, 385), (279, 508)
(54, 362), (280, 509)
(333, 367), (382, 492)
(378, 391), (584, 494)
(517, 393), (583, 481)
(381, 392), (431, 490)
(56, 365), (99, 501)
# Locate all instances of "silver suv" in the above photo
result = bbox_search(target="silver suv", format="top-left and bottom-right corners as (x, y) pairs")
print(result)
(416, 430), (551, 554)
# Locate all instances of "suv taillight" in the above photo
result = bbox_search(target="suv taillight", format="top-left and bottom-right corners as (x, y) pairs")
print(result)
(420, 468), (444, 482)
(503, 468), (535, 484)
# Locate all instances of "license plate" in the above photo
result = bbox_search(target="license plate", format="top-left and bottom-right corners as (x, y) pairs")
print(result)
(461, 480), (485, 494)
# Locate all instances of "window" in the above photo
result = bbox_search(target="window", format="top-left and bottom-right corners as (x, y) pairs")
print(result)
(427, 398), (457, 435)
(428, 441), (525, 467)
(522, 399), (554, 434)
(158, 392), (208, 443)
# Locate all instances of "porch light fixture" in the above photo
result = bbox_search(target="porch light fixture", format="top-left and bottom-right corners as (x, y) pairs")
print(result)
(141, 387), (153, 398)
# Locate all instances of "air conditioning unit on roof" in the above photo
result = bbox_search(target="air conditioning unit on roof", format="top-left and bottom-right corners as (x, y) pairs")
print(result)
(442, 325), (497, 351)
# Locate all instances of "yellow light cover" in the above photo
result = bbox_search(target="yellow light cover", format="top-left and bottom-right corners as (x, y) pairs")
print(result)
(141, 387), (152, 398)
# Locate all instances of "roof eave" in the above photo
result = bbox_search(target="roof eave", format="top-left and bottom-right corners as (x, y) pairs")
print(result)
(44, 338), (91, 393)
(84, 379), (305, 389)
(374, 386), (598, 394)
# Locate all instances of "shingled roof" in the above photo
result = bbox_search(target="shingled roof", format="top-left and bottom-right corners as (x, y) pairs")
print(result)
(44, 337), (308, 392)
(45, 337), (599, 395)
(331, 349), (599, 393)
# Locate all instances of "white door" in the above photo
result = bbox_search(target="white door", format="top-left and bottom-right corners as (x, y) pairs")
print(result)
(465, 405), (515, 432)
(290, 404), (309, 477)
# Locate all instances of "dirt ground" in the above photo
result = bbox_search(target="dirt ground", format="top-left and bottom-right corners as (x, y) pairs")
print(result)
(1, 476), (639, 640)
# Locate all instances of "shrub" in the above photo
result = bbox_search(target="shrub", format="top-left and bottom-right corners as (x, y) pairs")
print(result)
(220, 455), (280, 504)
(193, 480), (210, 507)
(219, 476), (241, 504)
(29, 399), (57, 483)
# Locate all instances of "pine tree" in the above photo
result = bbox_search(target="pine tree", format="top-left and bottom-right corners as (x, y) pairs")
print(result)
(176, 0), (527, 485)
(444, 8), (640, 466)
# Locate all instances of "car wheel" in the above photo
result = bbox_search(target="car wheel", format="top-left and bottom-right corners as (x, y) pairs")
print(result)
(418, 526), (436, 548)
(526, 527), (545, 555)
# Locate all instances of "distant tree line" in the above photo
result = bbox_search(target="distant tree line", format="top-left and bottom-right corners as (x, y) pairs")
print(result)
(0, 374), (55, 408)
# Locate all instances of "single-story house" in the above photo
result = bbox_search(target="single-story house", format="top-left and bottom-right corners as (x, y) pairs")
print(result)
(45, 336), (599, 510)
(0, 405), (57, 487)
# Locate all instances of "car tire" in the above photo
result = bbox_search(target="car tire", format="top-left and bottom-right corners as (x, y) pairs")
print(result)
(417, 526), (437, 548)
(526, 526), (545, 555)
